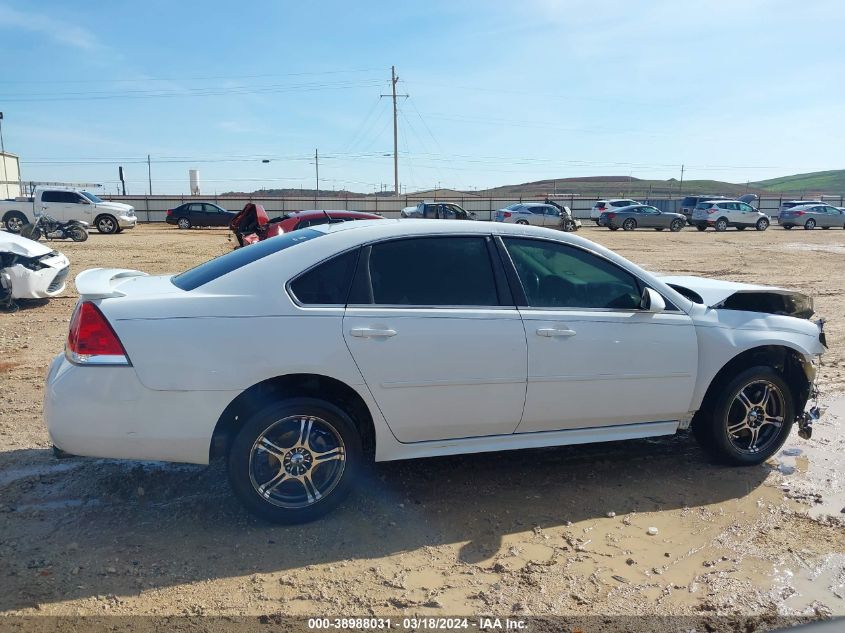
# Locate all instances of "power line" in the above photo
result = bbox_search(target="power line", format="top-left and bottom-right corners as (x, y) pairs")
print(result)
(0, 68), (383, 85)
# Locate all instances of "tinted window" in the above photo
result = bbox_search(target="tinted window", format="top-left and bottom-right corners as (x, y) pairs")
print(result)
(353, 237), (499, 306)
(290, 249), (359, 305)
(172, 229), (322, 291)
(503, 238), (641, 310)
(41, 190), (77, 203)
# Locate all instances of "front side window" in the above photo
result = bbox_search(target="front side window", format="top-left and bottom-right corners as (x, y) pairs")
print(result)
(351, 237), (499, 306)
(289, 249), (359, 305)
(503, 238), (642, 310)
(81, 191), (103, 203)
(739, 203), (754, 212)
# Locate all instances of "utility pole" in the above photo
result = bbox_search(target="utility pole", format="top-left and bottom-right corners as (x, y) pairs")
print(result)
(147, 154), (152, 195)
(679, 164), (685, 194)
(381, 66), (407, 197)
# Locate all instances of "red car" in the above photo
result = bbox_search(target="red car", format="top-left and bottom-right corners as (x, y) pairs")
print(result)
(229, 205), (383, 247)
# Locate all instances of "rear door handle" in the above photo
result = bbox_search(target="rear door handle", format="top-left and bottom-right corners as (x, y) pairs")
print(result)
(536, 327), (577, 338)
(349, 327), (397, 338)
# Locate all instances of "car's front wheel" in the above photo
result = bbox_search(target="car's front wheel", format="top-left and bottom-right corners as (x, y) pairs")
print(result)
(227, 398), (361, 523)
(692, 366), (794, 466)
(756, 218), (769, 231)
(670, 219), (684, 232)
(95, 214), (119, 234)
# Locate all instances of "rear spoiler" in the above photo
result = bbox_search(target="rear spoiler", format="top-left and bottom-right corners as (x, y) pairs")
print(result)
(75, 268), (148, 299)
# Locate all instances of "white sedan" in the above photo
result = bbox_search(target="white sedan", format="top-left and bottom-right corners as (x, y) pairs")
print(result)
(45, 220), (826, 523)
(1, 230), (70, 311)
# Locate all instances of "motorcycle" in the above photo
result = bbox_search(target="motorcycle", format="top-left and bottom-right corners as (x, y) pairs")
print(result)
(21, 215), (89, 242)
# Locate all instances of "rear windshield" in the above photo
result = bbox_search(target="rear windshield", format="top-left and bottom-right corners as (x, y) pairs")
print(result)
(171, 229), (321, 291)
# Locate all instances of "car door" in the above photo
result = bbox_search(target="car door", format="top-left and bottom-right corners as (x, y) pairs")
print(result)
(642, 206), (663, 228)
(737, 202), (756, 225)
(819, 206), (837, 227)
(500, 236), (698, 433)
(541, 205), (560, 227)
(204, 204), (224, 226)
(184, 203), (203, 225)
(343, 235), (527, 442)
(827, 206), (845, 228)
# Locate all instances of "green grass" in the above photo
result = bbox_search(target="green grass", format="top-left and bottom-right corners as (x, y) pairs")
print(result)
(750, 170), (845, 194)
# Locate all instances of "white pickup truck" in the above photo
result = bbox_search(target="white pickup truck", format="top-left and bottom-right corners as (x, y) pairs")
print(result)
(1, 187), (137, 234)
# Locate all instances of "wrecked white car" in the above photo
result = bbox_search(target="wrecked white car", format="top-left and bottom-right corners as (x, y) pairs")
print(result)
(0, 230), (70, 311)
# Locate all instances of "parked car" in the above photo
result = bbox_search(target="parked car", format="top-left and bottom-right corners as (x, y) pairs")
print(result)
(602, 205), (686, 232)
(692, 200), (770, 231)
(46, 220), (825, 523)
(779, 204), (845, 230)
(1, 187), (136, 234)
(679, 195), (730, 224)
(0, 230), (69, 312)
(494, 202), (563, 226)
(400, 202), (474, 219)
(590, 199), (639, 224)
(166, 202), (237, 229)
(274, 209), (384, 233)
(778, 200), (822, 218)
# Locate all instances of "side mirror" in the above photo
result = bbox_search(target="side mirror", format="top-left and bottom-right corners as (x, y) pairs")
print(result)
(641, 287), (666, 313)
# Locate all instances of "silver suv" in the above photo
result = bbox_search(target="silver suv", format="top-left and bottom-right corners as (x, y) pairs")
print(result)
(692, 200), (770, 232)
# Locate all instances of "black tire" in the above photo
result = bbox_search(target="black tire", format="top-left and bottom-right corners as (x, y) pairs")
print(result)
(735, 226), (746, 231)
(177, 217), (191, 230)
(227, 397), (362, 524)
(20, 224), (42, 240)
(755, 218), (769, 231)
(95, 214), (119, 234)
(3, 211), (27, 234)
(822, 226), (830, 230)
(783, 224), (793, 229)
(692, 366), (794, 466)
(622, 218), (636, 231)
(655, 227), (664, 231)
(804, 218), (816, 230)
(516, 219), (529, 226)
(608, 226), (619, 231)
(69, 227), (88, 242)
(696, 224), (707, 232)
(670, 219), (684, 232)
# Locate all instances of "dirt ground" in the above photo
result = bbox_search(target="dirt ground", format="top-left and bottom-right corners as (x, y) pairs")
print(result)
(1, 223), (844, 628)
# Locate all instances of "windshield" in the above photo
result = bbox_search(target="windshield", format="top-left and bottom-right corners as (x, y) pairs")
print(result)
(171, 229), (321, 291)
(80, 191), (103, 203)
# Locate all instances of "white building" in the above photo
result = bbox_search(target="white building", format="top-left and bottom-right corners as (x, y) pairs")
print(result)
(0, 151), (21, 199)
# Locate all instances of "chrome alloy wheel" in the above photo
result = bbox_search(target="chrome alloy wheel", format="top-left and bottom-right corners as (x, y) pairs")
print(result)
(725, 380), (786, 454)
(248, 415), (346, 509)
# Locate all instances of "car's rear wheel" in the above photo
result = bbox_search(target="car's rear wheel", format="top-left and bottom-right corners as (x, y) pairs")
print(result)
(804, 218), (816, 230)
(622, 218), (636, 231)
(755, 218), (769, 231)
(177, 217), (191, 229)
(227, 398), (361, 523)
(3, 211), (27, 233)
(692, 366), (794, 466)
(670, 219), (684, 232)
(516, 219), (529, 225)
(696, 224), (707, 232)
(714, 218), (728, 232)
(95, 214), (118, 234)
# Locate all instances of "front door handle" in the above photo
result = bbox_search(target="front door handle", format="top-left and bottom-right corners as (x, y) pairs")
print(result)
(536, 327), (577, 338)
(349, 327), (397, 339)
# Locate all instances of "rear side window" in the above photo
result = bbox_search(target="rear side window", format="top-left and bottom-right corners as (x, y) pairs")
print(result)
(350, 237), (499, 306)
(172, 229), (321, 291)
(41, 190), (77, 203)
(289, 249), (359, 305)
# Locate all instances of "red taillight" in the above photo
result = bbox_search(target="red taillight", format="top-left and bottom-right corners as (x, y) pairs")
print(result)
(795, 211), (806, 216)
(707, 208), (718, 214)
(66, 302), (129, 365)
(166, 209), (173, 215)
(607, 213), (616, 219)
(503, 211), (512, 218)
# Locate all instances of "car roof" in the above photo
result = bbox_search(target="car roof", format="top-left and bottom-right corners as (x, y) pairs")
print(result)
(287, 210), (383, 219)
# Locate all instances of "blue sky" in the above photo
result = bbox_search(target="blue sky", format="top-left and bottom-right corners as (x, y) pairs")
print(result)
(1, 0), (843, 195)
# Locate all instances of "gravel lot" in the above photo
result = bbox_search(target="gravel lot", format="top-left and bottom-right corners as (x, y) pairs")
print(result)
(1, 223), (843, 628)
